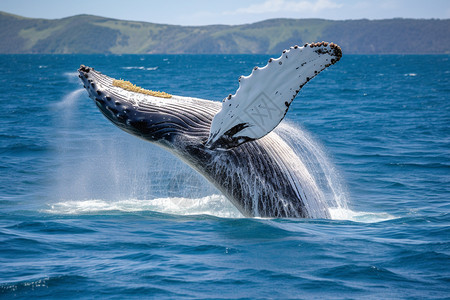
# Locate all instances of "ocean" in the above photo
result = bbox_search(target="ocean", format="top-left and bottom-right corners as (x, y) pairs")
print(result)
(0, 53), (449, 299)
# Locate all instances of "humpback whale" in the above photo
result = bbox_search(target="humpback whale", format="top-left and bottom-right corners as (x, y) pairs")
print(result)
(78, 42), (342, 218)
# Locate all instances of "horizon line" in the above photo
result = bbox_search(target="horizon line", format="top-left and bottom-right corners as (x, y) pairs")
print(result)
(1, 10), (449, 27)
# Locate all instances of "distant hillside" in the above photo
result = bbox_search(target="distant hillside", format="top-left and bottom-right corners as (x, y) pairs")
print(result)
(0, 12), (449, 54)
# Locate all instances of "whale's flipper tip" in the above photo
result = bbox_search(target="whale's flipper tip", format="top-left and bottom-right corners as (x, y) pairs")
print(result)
(206, 42), (342, 150)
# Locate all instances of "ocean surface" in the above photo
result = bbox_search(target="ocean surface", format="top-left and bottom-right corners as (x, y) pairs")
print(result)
(0, 53), (449, 299)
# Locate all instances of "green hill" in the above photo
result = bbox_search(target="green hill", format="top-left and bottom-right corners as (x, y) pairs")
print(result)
(0, 11), (449, 54)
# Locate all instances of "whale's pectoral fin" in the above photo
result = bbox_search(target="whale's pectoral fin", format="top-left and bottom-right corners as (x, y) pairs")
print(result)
(205, 42), (342, 150)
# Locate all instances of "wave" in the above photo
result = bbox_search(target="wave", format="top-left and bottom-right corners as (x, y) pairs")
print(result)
(121, 66), (158, 71)
(44, 195), (243, 218)
(1, 275), (88, 295)
(328, 207), (396, 223)
(44, 195), (394, 223)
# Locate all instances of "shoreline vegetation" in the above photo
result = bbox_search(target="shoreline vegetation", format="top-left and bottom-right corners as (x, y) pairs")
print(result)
(0, 11), (449, 54)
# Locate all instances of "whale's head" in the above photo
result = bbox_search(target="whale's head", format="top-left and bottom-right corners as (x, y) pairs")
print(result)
(78, 65), (219, 150)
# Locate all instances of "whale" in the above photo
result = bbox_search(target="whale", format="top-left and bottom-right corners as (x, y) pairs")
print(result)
(78, 42), (342, 218)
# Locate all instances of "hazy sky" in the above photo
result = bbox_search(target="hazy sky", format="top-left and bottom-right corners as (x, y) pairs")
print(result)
(1, 0), (449, 25)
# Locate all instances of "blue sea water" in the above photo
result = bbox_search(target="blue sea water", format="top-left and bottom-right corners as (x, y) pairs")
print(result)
(0, 53), (449, 299)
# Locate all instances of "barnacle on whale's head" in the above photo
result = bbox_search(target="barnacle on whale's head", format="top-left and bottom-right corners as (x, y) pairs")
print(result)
(112, 79), (172, 99)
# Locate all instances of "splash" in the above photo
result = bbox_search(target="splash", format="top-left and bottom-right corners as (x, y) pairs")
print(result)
(54, 89), (84, 108)
(275, 122), (349, 214)
(52, 90), (349, 219)
(44, 195), (243, 218)
(328, 208), (396, 223)
(52, 90), (220, 205)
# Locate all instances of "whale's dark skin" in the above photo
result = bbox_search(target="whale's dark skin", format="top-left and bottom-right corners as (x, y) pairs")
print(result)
(78, 43), (341, 218)
(79, 66), (314, 217)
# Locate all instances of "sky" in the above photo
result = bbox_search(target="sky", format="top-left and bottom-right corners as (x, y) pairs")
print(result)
(1, 0), (449, 26)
